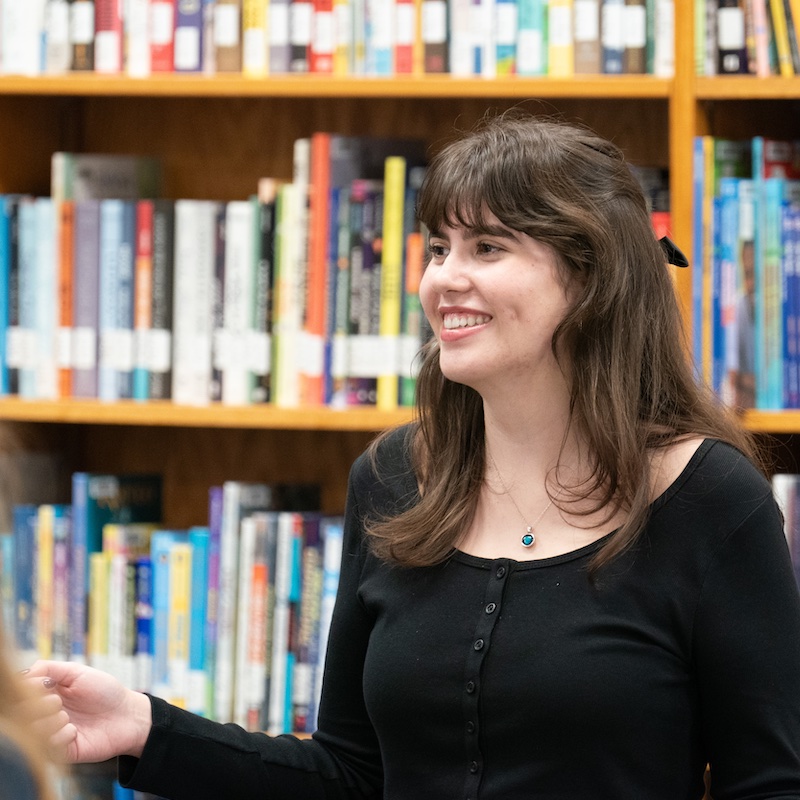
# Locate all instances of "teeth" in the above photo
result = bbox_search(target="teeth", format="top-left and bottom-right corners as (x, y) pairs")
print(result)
(443, 314), (490, 330)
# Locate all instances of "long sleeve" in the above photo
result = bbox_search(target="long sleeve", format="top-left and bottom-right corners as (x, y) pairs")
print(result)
(118, 462), (384, 800)
(693, 483), (800, 798)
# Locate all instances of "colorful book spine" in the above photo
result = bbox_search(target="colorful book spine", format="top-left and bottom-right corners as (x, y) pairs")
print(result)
(242, 0), (269, 76)
(175, 0), (206, 72)
(134, 555), (154, 693)
(133, 200), (154, 401)
(148, 200), (175, 400)
(72, 200), (101, 398)
(204, 486), (224, 717)
(94, 0), (124, 73)
(188, 526), (210, 716)
(168, 538), (192, 708)
(56, 199), (75, 398)
(87, 550), (110, 672)
(12, 505), (38, 665)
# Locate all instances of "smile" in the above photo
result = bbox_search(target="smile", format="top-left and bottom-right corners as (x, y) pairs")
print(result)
(443, 314), (490, 330)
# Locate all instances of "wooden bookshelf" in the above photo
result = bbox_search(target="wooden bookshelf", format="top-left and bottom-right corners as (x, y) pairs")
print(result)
(0, 0), (798, 524)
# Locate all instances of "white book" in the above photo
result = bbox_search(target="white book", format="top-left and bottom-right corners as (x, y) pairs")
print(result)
(44, 0), (71, 73)
(1, 0), (46, 75)
(652, 0), (674, 77)
(218, 200), (256, 406)
(34, 197), (58, 399)
(126, 0), (152, 76)
(214, 482), (273, 722)
(172, 199), (217, 406)
(448, 0), (473, 75)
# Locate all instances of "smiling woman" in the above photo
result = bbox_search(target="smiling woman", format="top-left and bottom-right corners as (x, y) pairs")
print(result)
(23, 112), (800, 800)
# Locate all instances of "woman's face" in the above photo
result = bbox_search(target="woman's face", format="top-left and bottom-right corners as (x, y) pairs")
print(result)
(419, 212), (575, 396)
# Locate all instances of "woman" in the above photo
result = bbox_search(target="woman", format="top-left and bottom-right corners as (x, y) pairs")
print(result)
(28, 112), (800, 799)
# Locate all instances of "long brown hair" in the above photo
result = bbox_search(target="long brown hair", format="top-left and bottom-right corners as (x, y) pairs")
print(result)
(366, 111), (760, 570)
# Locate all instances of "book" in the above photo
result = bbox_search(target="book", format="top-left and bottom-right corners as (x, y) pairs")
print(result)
(87, 550), (111, 671)
(219, 200), (256, 405)
(33, 197), (58, 400)
(69, 472), (162, 664)
(172, 199), (218, 406)
(399, 224), (428, 406)
(1, 0), (45, 75)
(148, 201), (176, 401)
(203, 486), (224, 718)
(72, 200), (101, 399)
(309, 0), (335, 72)
(269, 0), (293, 72)
(133, 555), (153, 693)
(175, 0), (207, 71)
(421, 0), (448, 72)
(623, 0), (646, 72)
(574, 0), (602, 73)
(51, 152), (162, 206)
(56, 199), (75, 398)
(548, 0), (574, 76)
(150, 0), (177, 72)
(98, 199), (136, 402)
(394, 0), (417, 72)
(94, 0), (124, 73)
(242, 0), (269, 76)
(69, 0), (96, 70)
(769, 0), (796, 74)
(0, 196), (20, 395)
(187, 526), (210, 716)
(45, 0), (72, 74)
(12, 504), (38, 666)
(133, 200), (155, 401)
(251, 183), (278, 403)
(15, 197), (38, 399)
(167, 538), (192, 708)
(601, 0), (625, 73)
(126, 0), (152, 76)
(717, 0), (749, 72)
(215, 0), (243, 71)
(291, 512), (323, 733)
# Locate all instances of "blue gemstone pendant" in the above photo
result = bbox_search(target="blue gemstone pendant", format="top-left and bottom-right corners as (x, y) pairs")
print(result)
(521, 527), (535, 547)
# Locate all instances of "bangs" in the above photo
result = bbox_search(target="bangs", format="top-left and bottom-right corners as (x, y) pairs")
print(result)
(417, 142), (511, 233)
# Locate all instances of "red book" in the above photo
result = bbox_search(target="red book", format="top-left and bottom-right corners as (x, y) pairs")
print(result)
(300, 132), (332, 405)
(134, 201), (155, 400)
(309, 0), (334, 72)
(94, 0), (124, 73)
(150, 0), (177, 72)
(394, 0), (416, 73)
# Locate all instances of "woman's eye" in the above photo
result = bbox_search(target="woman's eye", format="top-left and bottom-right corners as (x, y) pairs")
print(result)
(477, 241), (501, 255)
(428, 243), (448, 259)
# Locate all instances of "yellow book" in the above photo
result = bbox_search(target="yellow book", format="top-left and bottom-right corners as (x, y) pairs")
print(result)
(333, 0), (351, 74)
(36, 505), (54, 660)
(168, 541), (193, 709)
(88, 551), (111, 673)
(377, 156), (407, 411)
(769, 0), (795, 76)
(547, 0), (575, 77)
(242, 0), (269, 76)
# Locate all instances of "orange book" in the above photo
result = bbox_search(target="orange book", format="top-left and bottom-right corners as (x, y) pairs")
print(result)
(57, 200), (75, 397)
(300, 132), (332, 405)
(309, 0), (334, 72)
(133, 200), (154, 401)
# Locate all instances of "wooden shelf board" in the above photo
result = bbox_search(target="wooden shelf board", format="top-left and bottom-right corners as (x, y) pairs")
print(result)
(742, 410), (800, 434)
(696, 76), (800, 100)
(0, 398), (413, 431)
(0, 74), (671, 100)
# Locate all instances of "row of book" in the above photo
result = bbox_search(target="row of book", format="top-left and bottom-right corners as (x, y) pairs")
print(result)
(0, 471), (343, 734)
(0, 135), (433, 409)
(0, 0), (675, 78)
(692, 134), (800, 411)
(696, 0), (800, 77)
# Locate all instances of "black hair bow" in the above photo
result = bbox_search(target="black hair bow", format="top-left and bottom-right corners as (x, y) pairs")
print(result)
(659, 236), (689, 267)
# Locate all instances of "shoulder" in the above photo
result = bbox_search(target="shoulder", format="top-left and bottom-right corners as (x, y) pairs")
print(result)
(0, 734), (39, 800)
(349, 424), (420, 517)
(656, 437), (777, 530)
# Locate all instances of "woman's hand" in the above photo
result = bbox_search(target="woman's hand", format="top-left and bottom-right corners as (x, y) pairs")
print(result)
(23, 661), (153, 764)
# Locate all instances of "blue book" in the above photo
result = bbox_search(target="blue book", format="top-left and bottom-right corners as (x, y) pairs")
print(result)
(717, 178), (741, 407)
(601, 0), (625, 74)
(134, 556), (154, 692)
(188, 525), (210, 716)
(16, 197), (37, 399)
(174, 0), (205, 72)
(204, 486), (224, 720)
(0, 195), (20, 396)
(150, 529), (186, 701)
(12, 504), (38, 663)
(495, 0), (517, 74)
(0, 532), (14, 638)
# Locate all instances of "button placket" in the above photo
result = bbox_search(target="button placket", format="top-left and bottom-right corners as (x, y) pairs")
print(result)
(461, 559), (510, 799)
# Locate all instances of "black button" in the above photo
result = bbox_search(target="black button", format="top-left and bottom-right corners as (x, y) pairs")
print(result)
(469, 761), (479, 773)
(466, 721), (475, 733)
(485, 602), (496, 614)
(466, 680), (476, 693)
(473, 638), (484, 651)
(496, 566), (506, 578)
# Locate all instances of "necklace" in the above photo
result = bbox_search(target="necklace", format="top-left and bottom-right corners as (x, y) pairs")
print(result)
(487, 452), (554, 548)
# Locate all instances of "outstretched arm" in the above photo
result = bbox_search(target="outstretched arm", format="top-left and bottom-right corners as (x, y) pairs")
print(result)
(24, 661), (153, 764)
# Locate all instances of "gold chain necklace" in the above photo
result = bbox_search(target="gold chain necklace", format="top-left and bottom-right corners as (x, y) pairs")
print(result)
(487, 452), (555, 548)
